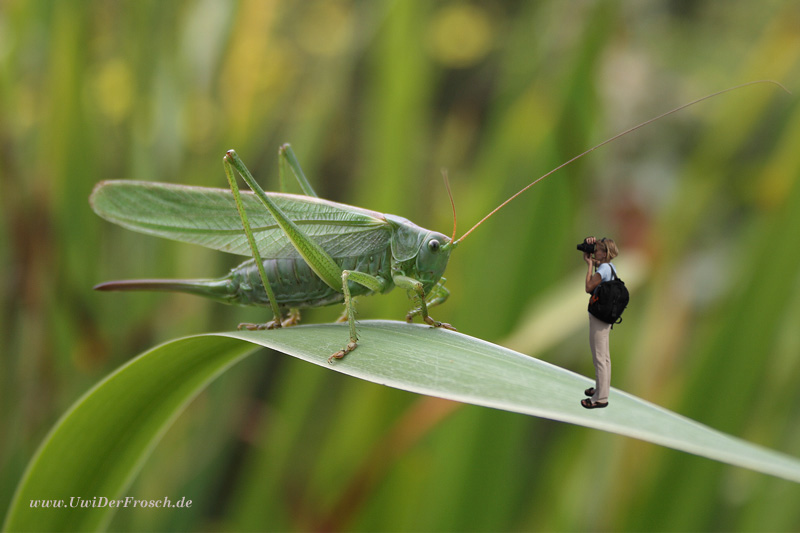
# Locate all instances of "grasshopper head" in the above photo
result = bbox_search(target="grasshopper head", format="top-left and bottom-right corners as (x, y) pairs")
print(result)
(415, 231), (454, 292)
(387, 214), (455, 293)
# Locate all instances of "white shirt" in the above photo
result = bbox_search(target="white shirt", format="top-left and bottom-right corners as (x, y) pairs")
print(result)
(596, 262), (617, 283)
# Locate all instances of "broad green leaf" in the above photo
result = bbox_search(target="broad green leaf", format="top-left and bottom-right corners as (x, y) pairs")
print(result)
(3, 336), (258, 532)
(5, 321), (800, 532)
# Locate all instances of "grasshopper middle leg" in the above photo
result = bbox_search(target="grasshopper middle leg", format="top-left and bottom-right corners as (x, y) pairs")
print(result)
(328, 270), (387, 363)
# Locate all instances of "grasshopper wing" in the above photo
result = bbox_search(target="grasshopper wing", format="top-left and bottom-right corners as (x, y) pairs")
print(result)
(90, 181), (392, 258)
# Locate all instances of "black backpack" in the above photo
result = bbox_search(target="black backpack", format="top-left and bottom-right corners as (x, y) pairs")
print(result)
(588, 265), (629, 326)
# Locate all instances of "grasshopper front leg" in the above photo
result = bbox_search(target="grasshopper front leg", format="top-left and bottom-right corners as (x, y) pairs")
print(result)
(394, 275), (456, 331)
(405, 278), (451, 324)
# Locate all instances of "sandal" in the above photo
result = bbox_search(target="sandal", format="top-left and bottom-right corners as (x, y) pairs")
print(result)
(584, 387), (595, 397)
(581, 398), (608, 409)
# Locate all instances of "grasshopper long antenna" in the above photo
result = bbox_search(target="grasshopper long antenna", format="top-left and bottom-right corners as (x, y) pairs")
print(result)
(454, 79), (789, 245)
(442, 168), (457, 243)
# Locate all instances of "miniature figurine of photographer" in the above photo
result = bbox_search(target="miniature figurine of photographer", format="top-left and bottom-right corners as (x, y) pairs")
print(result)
(579, 236), (619, 409)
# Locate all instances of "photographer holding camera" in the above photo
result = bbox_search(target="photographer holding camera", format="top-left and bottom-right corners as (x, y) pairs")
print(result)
(579, 236), (619, 409)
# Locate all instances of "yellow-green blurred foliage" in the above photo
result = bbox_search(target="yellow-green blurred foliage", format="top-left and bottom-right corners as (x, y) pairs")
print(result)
(2, 1), (800, 531)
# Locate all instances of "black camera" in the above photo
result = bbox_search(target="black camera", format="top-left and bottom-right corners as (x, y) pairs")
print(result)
(577, 239), (595, 254)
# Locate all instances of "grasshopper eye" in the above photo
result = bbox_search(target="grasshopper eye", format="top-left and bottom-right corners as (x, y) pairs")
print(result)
(428, 239), (440, 252)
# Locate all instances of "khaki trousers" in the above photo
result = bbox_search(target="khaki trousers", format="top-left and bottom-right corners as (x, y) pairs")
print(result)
(589, 314), (612, 403)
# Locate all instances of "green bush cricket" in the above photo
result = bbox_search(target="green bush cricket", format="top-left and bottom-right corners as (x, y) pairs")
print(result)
(92, 145), (458, 363)
(91, 81), (784, 362)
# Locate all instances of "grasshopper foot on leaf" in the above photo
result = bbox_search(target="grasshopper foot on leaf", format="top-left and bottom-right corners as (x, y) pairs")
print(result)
(329, 341), (358, 364)
(423, 316), (457, 331)
(238, 320), (282, 331)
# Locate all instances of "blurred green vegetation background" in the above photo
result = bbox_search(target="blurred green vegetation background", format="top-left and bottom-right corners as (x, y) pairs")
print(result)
(2, 0), (800, 531)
